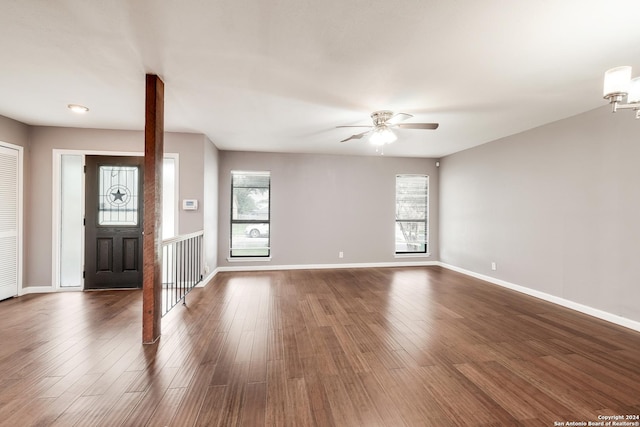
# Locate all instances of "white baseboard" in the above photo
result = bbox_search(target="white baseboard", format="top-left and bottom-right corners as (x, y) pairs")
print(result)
(19, 286), (55, 296)
(438, 262), (640, 333)
(217, 260), (438, 273)
(196, 269), (219, 288)
(17, 263), (639, 333)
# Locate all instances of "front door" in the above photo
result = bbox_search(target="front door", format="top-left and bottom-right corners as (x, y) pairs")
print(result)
(85, 156), (143, 289)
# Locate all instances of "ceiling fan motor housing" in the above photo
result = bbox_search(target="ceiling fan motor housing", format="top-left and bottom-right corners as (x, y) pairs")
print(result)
(371, 110), (394, 126)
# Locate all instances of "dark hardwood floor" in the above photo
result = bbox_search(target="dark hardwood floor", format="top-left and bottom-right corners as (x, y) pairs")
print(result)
(1, 266), (639, 426)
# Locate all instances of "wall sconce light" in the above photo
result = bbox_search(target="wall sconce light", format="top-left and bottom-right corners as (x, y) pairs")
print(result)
(603, 66), (640, 118)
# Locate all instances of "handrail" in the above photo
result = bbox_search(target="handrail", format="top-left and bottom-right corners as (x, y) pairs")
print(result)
(162, 230), (204, 246)
(161, 230), (204, 316)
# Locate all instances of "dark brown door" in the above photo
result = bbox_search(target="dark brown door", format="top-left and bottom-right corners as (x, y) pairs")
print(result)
(85, 156), (143, 289)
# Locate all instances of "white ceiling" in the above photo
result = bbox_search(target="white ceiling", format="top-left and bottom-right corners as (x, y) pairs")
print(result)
(1, 0), (640, 158)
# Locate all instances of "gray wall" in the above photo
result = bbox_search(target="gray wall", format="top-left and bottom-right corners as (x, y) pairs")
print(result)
(0, 115), (31, 287)
(203, 137), (219, 275)
(0, 115), (30, 147)
(26, 127), (210, 288)
(440, 106), (640, 323)
(218, 151), (439, 267)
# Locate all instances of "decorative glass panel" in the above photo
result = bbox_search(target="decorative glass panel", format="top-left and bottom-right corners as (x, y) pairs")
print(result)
(98, 166), (140, 226)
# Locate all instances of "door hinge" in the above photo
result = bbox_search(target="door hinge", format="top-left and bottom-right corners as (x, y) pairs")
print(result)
(84, 165), (86, 173)
(82, 271), (86, 279)
(83, 217), (86, 226)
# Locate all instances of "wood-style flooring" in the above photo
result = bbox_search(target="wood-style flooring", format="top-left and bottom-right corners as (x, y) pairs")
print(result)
(0, 266), (639, 426)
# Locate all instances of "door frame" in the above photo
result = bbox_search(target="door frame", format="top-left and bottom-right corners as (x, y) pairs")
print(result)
(0, 141), (23, 297)
(52, 149), (179, 291)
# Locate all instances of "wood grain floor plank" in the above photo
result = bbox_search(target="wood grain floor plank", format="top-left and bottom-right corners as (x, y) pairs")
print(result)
(48, 394), (102, 426)
(169, 362), (217, 425)
(496, 357), (606, 419)
(286, 377), (316, 427)
(144, 387), (187, 427)
(22, 373), (104, 427)
(265, 359), (287, 427)
(455, 361), (572, 421)
(299, 356), (336, 427)
(217, 361), (251, 426)
(193, 385), (227, 427)
(94, 391), (145, 427)
(357, 371), (408, 427)
(239, 381), (267, 426)
(1, 267), (639, 426)
(248, 327), (268, 384)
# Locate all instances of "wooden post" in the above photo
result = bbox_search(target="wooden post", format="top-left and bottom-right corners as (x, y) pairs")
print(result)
(142, 74), (164, 344)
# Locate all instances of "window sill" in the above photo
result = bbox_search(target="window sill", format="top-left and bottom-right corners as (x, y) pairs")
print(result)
(395, 253), (431, 258)
(227, 257), (272, 263)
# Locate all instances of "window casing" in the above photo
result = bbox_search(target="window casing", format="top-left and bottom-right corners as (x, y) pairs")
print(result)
(395, 175), (428, 254)
(230, 171), (270, 257)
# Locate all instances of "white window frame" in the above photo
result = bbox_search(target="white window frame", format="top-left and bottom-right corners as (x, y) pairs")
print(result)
(229, 170), (271, 259)
(395, 174), (430, 257)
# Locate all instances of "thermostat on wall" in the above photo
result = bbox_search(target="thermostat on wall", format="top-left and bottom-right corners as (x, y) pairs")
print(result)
(182, 199), (198, 211)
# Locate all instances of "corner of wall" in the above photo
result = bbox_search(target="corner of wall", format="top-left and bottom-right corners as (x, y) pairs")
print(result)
(203, 136), (219, 273)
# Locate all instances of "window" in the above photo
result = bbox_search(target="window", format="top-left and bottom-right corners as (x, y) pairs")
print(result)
(230, 171), (270, 257)
(395, 175), (428, 254)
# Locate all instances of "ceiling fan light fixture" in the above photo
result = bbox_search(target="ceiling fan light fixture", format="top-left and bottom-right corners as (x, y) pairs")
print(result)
(336, 110), (438, 145)
(370, 127), (396, 146)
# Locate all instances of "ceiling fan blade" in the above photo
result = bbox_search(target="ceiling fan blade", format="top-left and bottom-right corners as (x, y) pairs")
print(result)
(340, 130), (370, 143)
(336, 125), (373, 128)
(396, 123), (439, 130)
(387, 113), (413, 124)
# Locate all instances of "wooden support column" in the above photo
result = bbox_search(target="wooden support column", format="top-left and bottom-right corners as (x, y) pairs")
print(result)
(142, 74), (164, 344)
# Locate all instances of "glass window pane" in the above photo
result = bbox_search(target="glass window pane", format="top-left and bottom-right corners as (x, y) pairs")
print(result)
(232, 187), (269, 220)
(395, 221), (427, 252)
(230, 171), (271, 257)
(98, 165), (140, 226)
(162, 157), (176, 239)
(396, 175), (428, 220)
(231, 223), (270, 257)
(60, 154), (83, 287)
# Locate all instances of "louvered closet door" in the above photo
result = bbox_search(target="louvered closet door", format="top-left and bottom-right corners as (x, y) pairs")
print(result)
(0, 145), (19, 300)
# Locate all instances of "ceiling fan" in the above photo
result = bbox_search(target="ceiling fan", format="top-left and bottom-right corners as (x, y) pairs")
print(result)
(337, 110), (439, 145)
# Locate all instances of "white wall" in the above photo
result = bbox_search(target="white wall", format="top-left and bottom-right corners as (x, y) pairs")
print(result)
(440, 106), (640, 323)
(218, 151), (439, 268)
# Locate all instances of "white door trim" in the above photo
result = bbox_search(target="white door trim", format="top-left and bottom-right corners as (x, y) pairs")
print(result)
(52, 149), (179, 291)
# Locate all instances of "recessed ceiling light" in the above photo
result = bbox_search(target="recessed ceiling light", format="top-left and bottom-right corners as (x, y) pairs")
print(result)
(68, 104), (89, 114)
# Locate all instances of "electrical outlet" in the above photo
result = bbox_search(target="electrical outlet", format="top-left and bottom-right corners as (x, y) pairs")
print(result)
(491, 262), (497, 271)
(339, 251), (344, 258)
